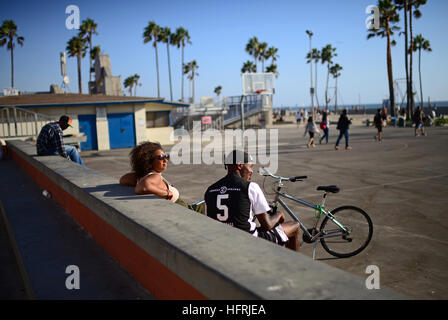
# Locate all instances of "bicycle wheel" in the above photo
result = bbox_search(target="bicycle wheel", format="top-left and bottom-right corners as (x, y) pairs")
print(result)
(319, 206), (373, 258)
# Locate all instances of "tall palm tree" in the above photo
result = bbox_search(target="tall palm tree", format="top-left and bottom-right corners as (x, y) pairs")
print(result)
(90, 45), (100, 80)
(321, 44), (337, 109)
(412, 34), (431, 109)
(306, 48), (321, 107)
(0, 20), (24, 88)
(78, 18), (98, 85)
(133, 74), (141, 96)
(143, 21), (161, 97)
(184, 60), (199, 104)
(66, 36), (87, 94)
(330, 63), (343, 111)
(258, 42), (268, 72)
(159, 27), (174, 101)
(408, 0), (426, 115)
(174, 27), (191, 102)
(367, 0), (400, 117)
(245, 37), (260, 72)
(241, 60), (256, 73)
(266, 46), (279, 63)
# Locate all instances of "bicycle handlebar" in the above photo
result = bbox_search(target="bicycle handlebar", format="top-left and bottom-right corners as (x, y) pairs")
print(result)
(259, 167), (307, 182)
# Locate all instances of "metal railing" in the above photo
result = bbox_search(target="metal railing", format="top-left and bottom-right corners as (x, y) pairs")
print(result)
(0, 106), (56, 138)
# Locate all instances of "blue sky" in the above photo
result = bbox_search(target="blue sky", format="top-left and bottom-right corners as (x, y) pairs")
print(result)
(1, 0), (447, 107)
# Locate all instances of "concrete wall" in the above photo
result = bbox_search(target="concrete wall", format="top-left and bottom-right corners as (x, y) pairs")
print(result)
(5, 140), (405, 300)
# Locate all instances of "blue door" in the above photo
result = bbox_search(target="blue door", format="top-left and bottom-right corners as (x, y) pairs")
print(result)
(78, 114), (98, 151)
(107, 113), (136, 149)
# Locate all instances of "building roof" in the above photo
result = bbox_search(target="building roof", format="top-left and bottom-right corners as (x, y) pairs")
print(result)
(0, 93), (190, 108)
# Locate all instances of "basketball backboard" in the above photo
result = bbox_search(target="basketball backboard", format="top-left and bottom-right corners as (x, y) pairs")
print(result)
(242, 72), (274, 95)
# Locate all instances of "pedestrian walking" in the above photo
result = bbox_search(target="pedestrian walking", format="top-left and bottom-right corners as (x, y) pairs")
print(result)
(304, 116), (320, 148)
(374, 109), (383, 142)
(335, 109), (352, 150)
(319, 111), (330, 144)
(413, 106), (426, 136)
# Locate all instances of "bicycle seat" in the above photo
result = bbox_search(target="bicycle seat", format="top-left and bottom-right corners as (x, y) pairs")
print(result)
(317, 185), (340, 193)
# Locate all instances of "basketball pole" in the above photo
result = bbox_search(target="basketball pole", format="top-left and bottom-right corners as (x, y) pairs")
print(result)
(240, 94), (245, 148)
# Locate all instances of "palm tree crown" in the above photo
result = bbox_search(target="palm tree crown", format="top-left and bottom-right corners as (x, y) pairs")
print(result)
(0, 20), (24, 88)
(66, 36), (87, 94)
(143, 21), (162, 97)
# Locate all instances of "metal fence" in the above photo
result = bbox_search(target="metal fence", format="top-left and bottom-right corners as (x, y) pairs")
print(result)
(0, 106), (56, 138)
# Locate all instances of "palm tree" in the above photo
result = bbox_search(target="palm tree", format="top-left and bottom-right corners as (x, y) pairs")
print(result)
(408, 0), (426, 115)
(66, 36), (87, 94)
(241, 60), (256, 73)
(89, 45), (100, 79)
(321, 44), (337, 109)
(412, 34), (431, 109)
(79, 18), (98, 85)
(214, 85), (222, 104)
(367, 0), (400, 117)
(0, 20), (24, 88)
(265, 64), (279, 78)
(124, 76), (135, 96)
(133, 74), (141, 96)
(143, 21), (161, 97)
(306, 48), (321, 107)
(258, 42), (268, 72)
(159, 27), (174, 101)
(330, 64), (343, 111)
(174, 27), (191, 102)
(184, 60), (199, 103)
(265, 46), (279, 71)
(245, 37), (260, 72)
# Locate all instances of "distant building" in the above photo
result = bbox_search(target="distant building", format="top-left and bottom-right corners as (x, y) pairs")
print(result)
(89, 54), (123, 96)
(0, 94), (189, 149)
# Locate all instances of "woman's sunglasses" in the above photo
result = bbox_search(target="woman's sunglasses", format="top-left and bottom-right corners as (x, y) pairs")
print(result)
(155, 153), (170, 160)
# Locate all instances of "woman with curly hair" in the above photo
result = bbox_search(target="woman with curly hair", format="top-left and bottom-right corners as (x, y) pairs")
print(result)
(119, 141), (204, 213)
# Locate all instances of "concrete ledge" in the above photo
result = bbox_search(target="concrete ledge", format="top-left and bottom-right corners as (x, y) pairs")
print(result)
(6, 140), (405, 299)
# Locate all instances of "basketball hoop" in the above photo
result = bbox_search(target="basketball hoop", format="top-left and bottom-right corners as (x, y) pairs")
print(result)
(256, 89), (266, 94)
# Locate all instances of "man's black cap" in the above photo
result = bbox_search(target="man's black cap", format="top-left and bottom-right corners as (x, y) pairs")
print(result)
(59, 115), (73, 127)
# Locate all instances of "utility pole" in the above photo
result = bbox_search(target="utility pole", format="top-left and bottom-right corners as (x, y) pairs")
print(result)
(306, 30), (315, 119)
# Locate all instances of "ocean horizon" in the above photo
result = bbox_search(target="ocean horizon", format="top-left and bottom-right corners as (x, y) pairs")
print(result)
(278, 100), (448, 111)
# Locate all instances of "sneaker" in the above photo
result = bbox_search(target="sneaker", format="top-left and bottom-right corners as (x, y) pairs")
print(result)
(312, 144), (316, 148)
(345, 146), (352, 150)
(335, 146), (339, 150)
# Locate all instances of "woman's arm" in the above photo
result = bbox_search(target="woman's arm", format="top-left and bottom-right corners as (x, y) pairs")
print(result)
(135, 175), (173, 200)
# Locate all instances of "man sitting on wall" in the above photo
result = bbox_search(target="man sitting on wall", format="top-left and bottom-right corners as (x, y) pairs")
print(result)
(36, 115), (85, 166)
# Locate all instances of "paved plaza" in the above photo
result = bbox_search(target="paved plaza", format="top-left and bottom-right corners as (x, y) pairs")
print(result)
(81, 124), (448, 299)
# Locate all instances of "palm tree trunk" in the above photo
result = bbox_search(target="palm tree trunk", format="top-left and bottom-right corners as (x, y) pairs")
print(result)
(386, 24), (395, 117)
(325, 64), (330, 110)
(419, 48), (423, 109)
(10, 44), (14, 88)
(167, 43), (173, 101)
(409, 3), (415, 114)
(334, 77), (338, 111)
(89, 36), (93, 84)
(314, 61), (320, 107)
(77, 54), (82, 94)
(181, 44), (184, 102)
(155, 44), (160, 98)
(192, 73), (195, 104)
(404, 1), (410, 119)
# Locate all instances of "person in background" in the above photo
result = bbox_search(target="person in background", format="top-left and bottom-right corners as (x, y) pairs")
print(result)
(413, 106), (426, 137)
(36, 115), (84, 166)
(319, 111), (330, 144)
(304, 116), (320, 148)
(335, 109), (352, 150)
(374, 109), (383, 142)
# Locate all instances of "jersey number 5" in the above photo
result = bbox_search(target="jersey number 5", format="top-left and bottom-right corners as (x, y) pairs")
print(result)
(216, 194), (229, 221)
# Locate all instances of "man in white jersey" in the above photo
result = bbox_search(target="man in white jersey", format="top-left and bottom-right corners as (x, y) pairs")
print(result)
(204, 150), (300, 251)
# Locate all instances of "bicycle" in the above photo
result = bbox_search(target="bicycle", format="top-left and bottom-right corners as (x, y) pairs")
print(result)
(259, 167), (373, 260)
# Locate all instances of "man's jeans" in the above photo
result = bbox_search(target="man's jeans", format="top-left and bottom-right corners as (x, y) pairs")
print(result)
(335, 129), (349, 147)
(41, 145), (85, 166)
